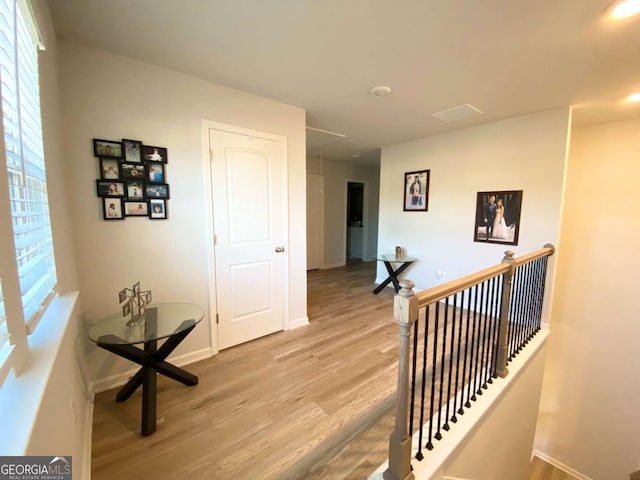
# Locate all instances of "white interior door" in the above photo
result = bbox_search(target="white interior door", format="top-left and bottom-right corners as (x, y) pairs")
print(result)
(209, 128), (286, 350)
(306, 174), (324, 270)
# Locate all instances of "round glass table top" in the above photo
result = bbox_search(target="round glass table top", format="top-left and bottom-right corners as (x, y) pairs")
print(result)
(375, 254), (417, 263)
(88, 302), (205, 345)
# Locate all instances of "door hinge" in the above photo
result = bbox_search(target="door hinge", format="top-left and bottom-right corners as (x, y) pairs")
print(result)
(214, 234), (217, 245)
(216, 313), (219, 324)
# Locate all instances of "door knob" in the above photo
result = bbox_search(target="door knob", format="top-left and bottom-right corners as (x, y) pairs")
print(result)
(275, 246), (285, 253)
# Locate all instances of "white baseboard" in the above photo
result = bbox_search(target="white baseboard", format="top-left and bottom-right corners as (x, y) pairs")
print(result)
(288, 316), (309, 330)
(321, 262), (345, 269)
(532, 450), (592, 480)
(90, 347), (214, 394)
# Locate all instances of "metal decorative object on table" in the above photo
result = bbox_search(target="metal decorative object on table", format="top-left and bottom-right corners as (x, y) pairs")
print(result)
(119, 281), (152, 326)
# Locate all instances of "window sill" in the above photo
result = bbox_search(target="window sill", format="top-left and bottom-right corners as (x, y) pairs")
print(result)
(0, 291), (79, 454)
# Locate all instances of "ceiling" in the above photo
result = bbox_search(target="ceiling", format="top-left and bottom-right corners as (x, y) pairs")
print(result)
(48, 0), (640, 165)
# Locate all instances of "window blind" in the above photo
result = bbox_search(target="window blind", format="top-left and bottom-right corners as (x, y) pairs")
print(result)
(0, 279), (7, 352)
(0, 0), (56, 325)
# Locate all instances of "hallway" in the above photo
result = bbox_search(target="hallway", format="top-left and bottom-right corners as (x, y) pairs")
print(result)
(91, 261), (397, 479)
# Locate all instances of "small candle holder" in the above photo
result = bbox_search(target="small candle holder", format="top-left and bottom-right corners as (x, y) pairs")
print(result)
(395, 245), (403, 259)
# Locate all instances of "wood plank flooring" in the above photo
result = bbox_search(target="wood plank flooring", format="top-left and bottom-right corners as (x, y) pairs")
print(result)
(91, 261), (399, 480)
(91, 262), (568, 480)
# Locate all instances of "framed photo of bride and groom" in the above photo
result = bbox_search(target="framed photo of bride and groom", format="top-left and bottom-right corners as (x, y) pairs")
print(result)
(474, 190), (523, 245)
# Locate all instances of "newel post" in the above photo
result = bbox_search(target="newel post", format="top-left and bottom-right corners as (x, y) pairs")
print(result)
(384, 280), (418, 480)
(494, 250), (515, 378)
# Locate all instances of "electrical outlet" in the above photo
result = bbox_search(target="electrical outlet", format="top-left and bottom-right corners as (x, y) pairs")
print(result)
(437, 268), (446, 279)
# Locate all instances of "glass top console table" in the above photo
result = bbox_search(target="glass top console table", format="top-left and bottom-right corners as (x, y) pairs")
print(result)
(373, 255), (416, 294)
(89, 302), (204, 436)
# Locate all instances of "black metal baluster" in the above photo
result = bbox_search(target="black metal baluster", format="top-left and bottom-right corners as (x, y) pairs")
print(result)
(527, 261), (537, 342)
(517, 263), (529, 350)
(512, 267), (524, 355)
(507, 268), (519, 361)
(537, 257), (549, 331)
(452, 292), (463, 423)
(493, 276), (501, 382)
(518, 265), (527, 351)
(476, 281), (487, 395)
(416, 307), (429, 461)
(426, 305), (437, 450)
(471, 284), (481, 402)
(534, 258), (544, 333)
(409, 312), (419, 439)
(492, 275), (504, 378)
(444, 296), (456, 430)
(461, 289), (472, 411)
(482, 278), (495, 389)
(435, 301), (447, 440)
(522, 262), (532, 344)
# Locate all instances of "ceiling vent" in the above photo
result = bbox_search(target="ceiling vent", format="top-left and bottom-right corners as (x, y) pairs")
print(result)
(432, 104), (484, 123)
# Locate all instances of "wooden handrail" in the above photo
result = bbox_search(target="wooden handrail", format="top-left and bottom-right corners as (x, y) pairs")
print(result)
(416, 263), (509, 307)
(415, 245), (555, 308)
(513, 244), (555, 267)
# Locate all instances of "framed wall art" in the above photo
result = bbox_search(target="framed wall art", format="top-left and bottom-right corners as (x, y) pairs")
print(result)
(149, 199), (167, 219)
(473, 190), (523, 245)
(142, 145), (168, 163)
(122, 139), (142, 163)
(124, 201), (149, 217)
(403, 169), (430, 212)
(144, 183), (170, 199)
(96, 180), (125, 197)
(93, 138), (170, 220)
(103, 198), (124, 220)
(93, 139), (122, 159)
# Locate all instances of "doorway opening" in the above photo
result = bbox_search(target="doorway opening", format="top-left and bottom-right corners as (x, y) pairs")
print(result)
(346, 181), (365, 264)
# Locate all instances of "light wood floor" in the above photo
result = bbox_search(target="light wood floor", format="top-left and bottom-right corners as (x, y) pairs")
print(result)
(92, 261), (399, 480)
(91, 262), (571, 480)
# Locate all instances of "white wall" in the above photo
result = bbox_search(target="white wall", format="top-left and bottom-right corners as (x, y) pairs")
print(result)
(0, 1), (90, 476)
(438, 337), (548, 480)
(306, 157), (380, 268)
(58, 42), (307, 386)
(377, 108), (570, 301)
(534, 119), (640, 480)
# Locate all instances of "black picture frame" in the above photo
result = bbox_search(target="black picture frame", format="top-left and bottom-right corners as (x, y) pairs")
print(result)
(125, 180), (145, 200)
(473, 190), (523, 245)
(403, 169), (430, 212)
(99, 158), (121, 180)
(149, 199), (167, 220)
(124, 201), (149, 217)
(142, 145), (168, 163)
(145, 162), (165, 184)
(96, 180), (125, 197)
(93, 139), (122, 159)
(121, 162), (146, 180)
(103, 198), (124, 220)
(144, 183), (170, 199)
(122, 139), (143, 163)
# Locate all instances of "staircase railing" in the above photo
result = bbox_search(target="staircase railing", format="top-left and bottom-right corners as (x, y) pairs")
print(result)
(383, 244), (555, 480)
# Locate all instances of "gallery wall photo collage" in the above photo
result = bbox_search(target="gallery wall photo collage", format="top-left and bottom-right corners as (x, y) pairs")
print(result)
(93, 138), (170, 220)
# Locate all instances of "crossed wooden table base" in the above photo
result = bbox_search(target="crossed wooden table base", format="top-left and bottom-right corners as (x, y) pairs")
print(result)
(90, 304), (203, 436)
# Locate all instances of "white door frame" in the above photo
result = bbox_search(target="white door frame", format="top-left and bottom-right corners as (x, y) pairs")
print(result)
(343, 178), (369, 265)
(201, 119), (290, 354)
